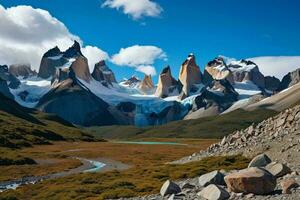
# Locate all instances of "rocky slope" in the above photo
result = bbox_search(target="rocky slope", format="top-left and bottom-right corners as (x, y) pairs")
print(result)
(127, 103), (300, 200)
(277, 68), (300, 91)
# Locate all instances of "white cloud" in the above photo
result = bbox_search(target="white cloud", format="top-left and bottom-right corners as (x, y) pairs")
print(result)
(82, 46), (109, 72)
(0, 5), (108, 71)
(136, 65), (156, 76)
(111, 45), (166, 75)
(102, 0), (162, 20)
(248, 56), (300, 79)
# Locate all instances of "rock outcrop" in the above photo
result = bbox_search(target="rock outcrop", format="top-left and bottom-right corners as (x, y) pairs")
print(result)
(277, 68), (300, 91)
(9, 64), (37, 78)
(38, 41), (90, 82)
(178, 54), (202, 99)
(91, 60), (117, 86)
(139, 75), (155, 94)
(155, 66), (178, 98)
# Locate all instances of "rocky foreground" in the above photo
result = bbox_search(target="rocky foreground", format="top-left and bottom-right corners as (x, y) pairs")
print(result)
(124, 104), (300, 200)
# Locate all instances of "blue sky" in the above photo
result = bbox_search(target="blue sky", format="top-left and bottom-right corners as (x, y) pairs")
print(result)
(0, 0), (300, 82)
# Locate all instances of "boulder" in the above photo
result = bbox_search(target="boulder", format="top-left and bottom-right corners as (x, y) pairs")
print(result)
(248, 153), (272, 168)
(91, 60), (117, 86)
(197, 184), (230, 200)
(224, 167), (276, 195)
(281, 179), (299, 194)
(139, 75), (155, 94)
(178, 54), (202, 99)
(265, 162), (291, 178)
(198, 170), (225, 187)
(160, 180), (181, 197)
(155, 66), (178, 98)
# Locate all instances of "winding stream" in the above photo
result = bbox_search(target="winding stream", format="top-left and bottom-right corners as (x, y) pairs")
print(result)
(0, 158), (106, 192)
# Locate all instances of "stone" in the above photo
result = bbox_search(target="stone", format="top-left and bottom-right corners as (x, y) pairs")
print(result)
(198, 170), (225, 187)
(265, 162), (291, 178)
(224, 167), (276, 195)
(155, 66), (178, 98)
(281, 179), (299, 194)
(160, 180), (181, 197)
(248, 153), (272, 168)
(198, 184), (230, 200)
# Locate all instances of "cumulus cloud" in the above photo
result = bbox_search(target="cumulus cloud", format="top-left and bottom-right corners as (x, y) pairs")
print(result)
(248, 56), (300, 79)
(0, 5), (108, 71)
(111, 45), (167, 76)
(102, 0), (162, 20)
(136, 65), (156, 76)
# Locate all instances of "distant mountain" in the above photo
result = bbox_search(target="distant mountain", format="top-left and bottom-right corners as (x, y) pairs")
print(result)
(1, 41), (300, 128)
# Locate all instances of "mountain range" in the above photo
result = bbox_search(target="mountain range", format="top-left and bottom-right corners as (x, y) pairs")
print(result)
(1, 41), (300, 127)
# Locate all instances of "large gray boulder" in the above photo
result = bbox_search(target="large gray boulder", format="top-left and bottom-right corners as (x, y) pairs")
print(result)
(198, 184), (230, 200)
(160, 180), (181, 197)
(224, 167), (276, 195)
(198, 170), (225, 187)
(248, 153), (272, 168)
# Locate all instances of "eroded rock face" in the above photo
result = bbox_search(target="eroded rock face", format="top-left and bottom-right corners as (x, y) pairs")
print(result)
(70, 56), (92, 83)
(205, 57), (233, 83)
(120, 76), (141, 88)
(155, 66), (178, 98)
(265, 76), (280, 92)
(224, 167), (276, 195)
(9, 64), (37, 78)
(139, 75), (155, 94)
(278, 68), (300, 91)
(178, 54), (202, 99)
(38, 41), (91, 82)
(92, 60), (117, 86)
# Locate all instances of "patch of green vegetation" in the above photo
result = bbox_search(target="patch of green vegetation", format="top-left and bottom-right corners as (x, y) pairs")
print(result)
(0, 93), (102, 149)
(87, 109), (277, 139)
(0, 155), (250, 200)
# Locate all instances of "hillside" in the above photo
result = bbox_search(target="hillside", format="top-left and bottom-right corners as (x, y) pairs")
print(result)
(0, 93), (98, 149)
(86, 108), (278, 139)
